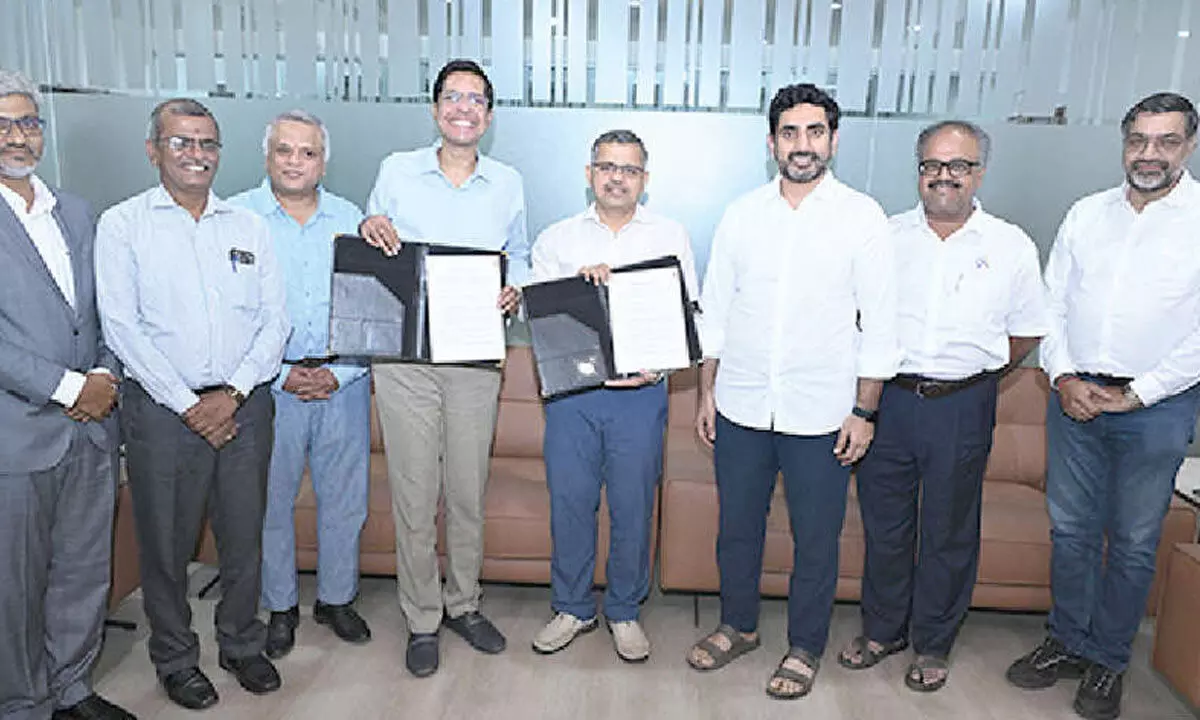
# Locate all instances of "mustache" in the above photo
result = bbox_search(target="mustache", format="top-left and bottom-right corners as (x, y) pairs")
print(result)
(1132, 160), (1168, 173)
(928, 180), (962, 190)
(1, 142), (31, 152)
(788, 151), (821, 164)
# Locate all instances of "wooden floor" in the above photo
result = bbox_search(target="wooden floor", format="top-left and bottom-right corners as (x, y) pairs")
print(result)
(93, 571), (1197, 720)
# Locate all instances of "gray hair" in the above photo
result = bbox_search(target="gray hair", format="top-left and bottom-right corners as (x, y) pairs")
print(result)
(591, 129), (648, 166)
(916, 120), (992, 167)
(0, 69), (43, 114)
(262, 109), (331, 162)
(147, 98), (218, 143)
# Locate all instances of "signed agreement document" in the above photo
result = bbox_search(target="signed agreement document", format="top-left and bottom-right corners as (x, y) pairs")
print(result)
(607, 265), (691, 375)
(424, 254), (506, 364)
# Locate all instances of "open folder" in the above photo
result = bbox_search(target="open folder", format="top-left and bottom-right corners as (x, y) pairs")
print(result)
(523, 255), (701, 398)
(328, 235), (508, 363)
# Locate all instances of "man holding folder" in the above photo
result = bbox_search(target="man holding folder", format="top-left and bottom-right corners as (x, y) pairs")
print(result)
(528, 130), (698, 662)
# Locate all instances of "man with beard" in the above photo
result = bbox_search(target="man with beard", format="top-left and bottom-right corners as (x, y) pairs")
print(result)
(229, 110), (371, 659)
(96, 99), (289, 711)
(528, 130), (698, 662)
(0, 69), (133, 720)
(1006, 92), (1200, 720)
(836, 121), (1047, 692)
(685, 83), (898, 700)
(357, 59), (527, 678)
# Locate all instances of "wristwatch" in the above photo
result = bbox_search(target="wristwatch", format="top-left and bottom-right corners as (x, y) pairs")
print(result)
(851, 405), (878, 423)
(224, 386), (246, 407)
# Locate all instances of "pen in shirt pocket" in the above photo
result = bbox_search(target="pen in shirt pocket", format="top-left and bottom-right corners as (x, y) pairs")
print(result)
(229, 248), (239, 273)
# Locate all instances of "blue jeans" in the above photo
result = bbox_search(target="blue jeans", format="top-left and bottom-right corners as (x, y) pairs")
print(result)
(261, 375), (371, 611)
(1046, 381), (1200, 671)
(543, 383), (667, 622)
(714, 414), (850, 657)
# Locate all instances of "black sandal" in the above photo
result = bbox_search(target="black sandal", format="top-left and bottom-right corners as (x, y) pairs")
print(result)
(686, 624), (760, 672)
(904, 655), (949, 693)
(837, 635), (909, 670)
(766, 649), (820, 700)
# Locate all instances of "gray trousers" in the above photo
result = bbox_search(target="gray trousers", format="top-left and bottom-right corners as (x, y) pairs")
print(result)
(121, 382), (272, 676)
(0, 432), (115, 720)
(373, 364), (501, 634)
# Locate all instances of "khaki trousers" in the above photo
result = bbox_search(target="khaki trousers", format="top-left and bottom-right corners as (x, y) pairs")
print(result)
(372, 364), (501, 634)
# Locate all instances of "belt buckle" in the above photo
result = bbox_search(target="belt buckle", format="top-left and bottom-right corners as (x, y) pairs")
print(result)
(914, 380), (934, 398)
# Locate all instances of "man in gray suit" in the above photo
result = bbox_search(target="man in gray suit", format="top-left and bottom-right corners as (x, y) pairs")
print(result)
(0, 70), (134, 720)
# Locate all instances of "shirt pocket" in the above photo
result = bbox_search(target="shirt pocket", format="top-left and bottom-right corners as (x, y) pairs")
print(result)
(943, 256), (1005, 332)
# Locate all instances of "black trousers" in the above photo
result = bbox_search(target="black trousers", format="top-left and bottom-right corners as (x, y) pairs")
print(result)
(121, 381), (273, 676)
(855, 376), (998, 658)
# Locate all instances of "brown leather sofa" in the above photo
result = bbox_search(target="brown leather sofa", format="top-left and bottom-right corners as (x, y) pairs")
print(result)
(108, 479), (141, 610)
(658, 367), (1198, 615)
(292, 345), (656, 586)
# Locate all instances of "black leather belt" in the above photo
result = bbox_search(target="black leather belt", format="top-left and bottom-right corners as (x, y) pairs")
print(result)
(891, 371), (998, 399)
(192, 384), (228, 394)
(284, 355), (339, 368)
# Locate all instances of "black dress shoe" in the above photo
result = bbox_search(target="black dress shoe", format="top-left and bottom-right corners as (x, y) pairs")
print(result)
(52, 694), (137, 719)
(218, 652), (282, 695)
(1006, 635), (1089, 689)
(1074, 664), (1124, 720)
(265, 606), (299, 659)
(405, 633), (440, 678)
(160, 667), (219, 710)
(314, 600), (371, 644)
(442, 611), (506, 654)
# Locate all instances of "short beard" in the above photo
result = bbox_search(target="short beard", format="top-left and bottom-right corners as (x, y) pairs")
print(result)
(778, 151), (827, 184)
(1126, 166), (1177, 194)
(0, 159), (36, 179)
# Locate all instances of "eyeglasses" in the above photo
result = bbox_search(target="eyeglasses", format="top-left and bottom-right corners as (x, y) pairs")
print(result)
(162, 135), (222, 153)
(917, 158), (981, 179)
(1123, 133), (1187, 154)
(592, 162), (645, 178)
(0, 116), (45, 136)
(439, 90), (489, 108)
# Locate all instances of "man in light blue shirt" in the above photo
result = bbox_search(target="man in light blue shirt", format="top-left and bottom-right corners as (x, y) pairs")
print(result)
(229, 110), (372, 661)
(358, 59), (528, 678)
(95, 98), (289, 711)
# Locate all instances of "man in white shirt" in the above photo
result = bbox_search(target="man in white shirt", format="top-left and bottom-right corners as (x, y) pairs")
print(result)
(836, 121), (1047, 692)
(685, 84), (899, 700)
(0, 69), (132, 720)
(1006, 92), (1200, 720)
(527, 130), (699, 663)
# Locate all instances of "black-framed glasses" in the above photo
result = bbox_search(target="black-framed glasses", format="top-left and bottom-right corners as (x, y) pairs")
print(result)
(162, 136), (222, 153)
(1123, 133), (1187, 154)
(918, 158), (981, 179)
(0, 116), (45, 136)
(592, 162), (645, 178)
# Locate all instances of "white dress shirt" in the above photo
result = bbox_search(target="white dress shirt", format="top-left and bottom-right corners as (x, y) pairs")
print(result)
(1041, 171), (1200, 406)
(0, 175), (95, 407)
(96, 186), (290, 415)
(891, 204), (1049, 379)
(701, 174), (900, 436)
(530, 204), (700, 299)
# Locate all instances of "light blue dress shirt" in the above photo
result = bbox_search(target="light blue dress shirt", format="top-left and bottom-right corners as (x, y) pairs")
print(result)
(365, 142), (530, 286)
(95, 185), (290, 414)
(228, 180), (367, 391)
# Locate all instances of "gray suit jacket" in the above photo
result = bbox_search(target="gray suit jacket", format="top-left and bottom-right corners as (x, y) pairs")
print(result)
(0, 185), (119, 474)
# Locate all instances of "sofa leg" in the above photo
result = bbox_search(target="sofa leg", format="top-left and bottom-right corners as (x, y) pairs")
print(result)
(105, 619), (137, 631)
(693, 595), (700, 628)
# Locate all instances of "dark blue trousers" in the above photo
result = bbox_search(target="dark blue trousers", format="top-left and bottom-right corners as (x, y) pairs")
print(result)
(714, 414), (849, 657)
(855, 377), (998, 658)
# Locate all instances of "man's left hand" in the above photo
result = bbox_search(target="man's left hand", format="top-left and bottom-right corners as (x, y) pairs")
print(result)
(834, 415), (874, 466)
(1097, 385), (1142, 414)
(295, 368), (339, 402)
(183, 390), (239, 445)
(497, 285), (521, 315)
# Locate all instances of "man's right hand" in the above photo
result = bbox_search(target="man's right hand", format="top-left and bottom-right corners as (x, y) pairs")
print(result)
(67, 372), (118, 422)
(696, 392), (717, 449)
(1057, 375), (1114, 422)
(183, 391), (240, 448)
(359, 215), (402, 256)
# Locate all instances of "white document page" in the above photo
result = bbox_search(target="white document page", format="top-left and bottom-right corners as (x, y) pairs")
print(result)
(425, 254), (506, 363)
(608, 265), (690, 375)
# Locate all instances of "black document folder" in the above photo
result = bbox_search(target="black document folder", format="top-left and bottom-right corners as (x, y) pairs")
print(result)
(523, 255), (701, 398)
(328, 235), (506, 361)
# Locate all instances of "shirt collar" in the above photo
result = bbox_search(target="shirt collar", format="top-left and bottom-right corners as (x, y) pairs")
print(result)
(419, 141), (491, 185)
(254, 177), (333, 221)
(149, 184), (232, 218)
(910, 199), (988, 239)
(0, 174), (57, 217)
(768, 171), (839, 207)
(582, 203), (648, 230)
(1115, 170), (1198, 210)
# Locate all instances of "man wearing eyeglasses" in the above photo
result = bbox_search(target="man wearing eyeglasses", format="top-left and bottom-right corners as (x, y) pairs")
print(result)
(0, 69), (134, 720)
(836, 121), (1047, 693)
(1007, 93), (1200, 720)
(95, 99), (289, 711)
(528, 130), (698, 662)
(356, 59), (528, 678)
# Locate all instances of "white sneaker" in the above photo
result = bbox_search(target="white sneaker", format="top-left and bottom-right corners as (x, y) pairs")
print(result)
(532, 613), (598, 654)
(609, 619), (651, 662)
